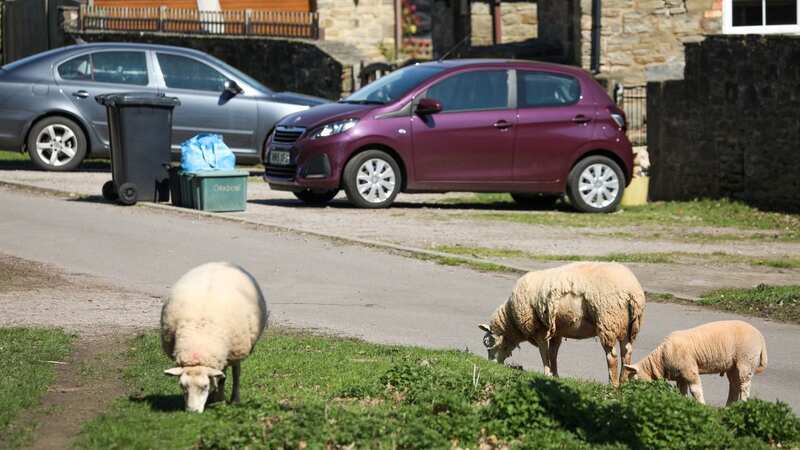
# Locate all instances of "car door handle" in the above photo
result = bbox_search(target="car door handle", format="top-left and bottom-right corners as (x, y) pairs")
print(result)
(494, 120), (513, 130)
(572, 114), (592, 124)
(72, 90), (89, 99)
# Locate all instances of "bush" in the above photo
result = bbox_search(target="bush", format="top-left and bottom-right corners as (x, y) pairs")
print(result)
(483, 377), (558, 437)
(721, 399), (800, 446)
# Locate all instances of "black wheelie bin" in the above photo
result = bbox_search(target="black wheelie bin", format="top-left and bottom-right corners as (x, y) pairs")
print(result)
(96, 93), (180, 205)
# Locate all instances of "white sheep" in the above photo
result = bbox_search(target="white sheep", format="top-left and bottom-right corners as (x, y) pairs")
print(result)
(161, 262), (268, 412)
(623, 320), (767, 405)
(479, 261), (646, 386)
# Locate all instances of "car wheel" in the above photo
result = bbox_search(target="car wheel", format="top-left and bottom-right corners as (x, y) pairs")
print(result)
(117, 182), (137, 206)
(293, 189), (339, 206)
(510, 193), (561, 210)
(27, 116), (87, 171)
(566, 155), (624, 213)
(342, 150), (402, 209)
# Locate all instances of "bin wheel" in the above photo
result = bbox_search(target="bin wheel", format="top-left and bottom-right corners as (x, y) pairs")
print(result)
(118, 182), (137, 206)
(102, 181), (118, 201)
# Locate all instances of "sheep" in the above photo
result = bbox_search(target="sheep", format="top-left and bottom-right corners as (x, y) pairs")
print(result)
(161, 262), (268, 412)
(478, 261), (646, 386)
(623, 320), (767, 405)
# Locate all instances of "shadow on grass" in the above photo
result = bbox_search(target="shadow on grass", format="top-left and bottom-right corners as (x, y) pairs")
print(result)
(131, 394), (185, 412)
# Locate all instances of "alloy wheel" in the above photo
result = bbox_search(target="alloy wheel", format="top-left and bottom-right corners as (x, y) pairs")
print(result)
(35, 124), (78, 168)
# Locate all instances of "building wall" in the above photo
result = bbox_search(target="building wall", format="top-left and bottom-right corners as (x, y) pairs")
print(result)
(648, 35), (800, 212)
(316, 0), (395, 61)
(471, 0), (537, 46)
(578, 0), (722, 84)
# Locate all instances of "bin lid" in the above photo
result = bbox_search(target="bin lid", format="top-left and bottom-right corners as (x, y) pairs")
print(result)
(182, 170), (249, 178)
(95, 92), (181, 107)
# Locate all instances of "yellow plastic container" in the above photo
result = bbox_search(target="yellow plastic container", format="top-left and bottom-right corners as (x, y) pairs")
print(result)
(621, 176), (649, 207)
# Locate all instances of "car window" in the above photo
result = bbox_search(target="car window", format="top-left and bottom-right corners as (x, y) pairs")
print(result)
(517, 71), (581, 108)
(344, 65), (445, 104)
(92, 52), (148, 85)
(425, 70), (509, 112)
(157, 53), (226, 92)
(58, 55), (92, 81)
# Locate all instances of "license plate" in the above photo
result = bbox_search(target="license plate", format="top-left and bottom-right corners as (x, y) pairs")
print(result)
(269, 150), (291, 166)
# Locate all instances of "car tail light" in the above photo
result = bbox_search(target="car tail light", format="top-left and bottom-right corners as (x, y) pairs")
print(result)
(608, 106), (626, 130)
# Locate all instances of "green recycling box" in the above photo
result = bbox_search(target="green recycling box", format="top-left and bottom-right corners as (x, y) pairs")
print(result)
(176, 170), (248, 212)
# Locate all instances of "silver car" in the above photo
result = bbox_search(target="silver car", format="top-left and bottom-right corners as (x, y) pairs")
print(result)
(0, 43), (328, 171)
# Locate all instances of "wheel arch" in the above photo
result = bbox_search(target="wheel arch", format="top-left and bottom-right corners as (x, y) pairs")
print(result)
(342, 144), (409, 191)
(570, 149), (629, 186)
(23, 111), (93, 155)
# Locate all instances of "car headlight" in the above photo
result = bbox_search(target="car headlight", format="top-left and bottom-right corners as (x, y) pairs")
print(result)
(310, 118), (358, 139)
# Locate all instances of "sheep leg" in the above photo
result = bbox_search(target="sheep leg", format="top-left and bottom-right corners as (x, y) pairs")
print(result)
(677, 379), (690, 397)
(726, 369), (741, 406)
(737, 367), (753, 402)
(230, 361), (241, 404)
(537, 340), (553, 376)
(602, 342), (619, 387)
(688, 376), (705, 404)
(618, 338), (633, 383)
(547, 337), (562, 378)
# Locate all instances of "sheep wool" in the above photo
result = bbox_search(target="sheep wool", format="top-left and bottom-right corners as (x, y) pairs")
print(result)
(161, 262), (268, 412)
(625, 320), (767, 405)
(480, 261), (646, 386)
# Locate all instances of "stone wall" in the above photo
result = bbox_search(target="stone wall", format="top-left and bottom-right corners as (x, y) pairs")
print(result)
(317, 0), (395, 61)
(66, 31), (354, 99)
(470, 0), (537, 46)
(648, 35), (800, 212)
(578, 0), (722, 84)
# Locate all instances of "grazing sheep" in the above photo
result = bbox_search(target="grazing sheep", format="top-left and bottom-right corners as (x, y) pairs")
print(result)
(479, 262), (646, 386)
(623, 320), (767, 405)
(161, 262), (268, 412)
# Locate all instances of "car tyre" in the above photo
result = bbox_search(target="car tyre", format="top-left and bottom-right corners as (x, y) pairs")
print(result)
(566, 155), (625, 213)
(117, 182), (137, 206)
(27, 116), (87, 172)
(102, 180), (118, 202)
(510, 193), (561, 210)
(342, 150), (402, 209)
(293, 189), (339, 206)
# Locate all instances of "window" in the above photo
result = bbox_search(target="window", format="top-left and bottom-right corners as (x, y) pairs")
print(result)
(57, 52), (148, 85)
(724, 0), (800, 33)
(425, 70), (509, 112)
(345, 65), (445, 104)
(157, 53), (226, 92)
(517, 71), (581, 108)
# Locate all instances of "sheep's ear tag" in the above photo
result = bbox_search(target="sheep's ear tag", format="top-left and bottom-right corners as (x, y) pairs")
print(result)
(164, 367), (184, 377)
(482, 333), (496, 348)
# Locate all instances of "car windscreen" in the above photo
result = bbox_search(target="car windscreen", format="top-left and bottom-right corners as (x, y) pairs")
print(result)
(202, 53), (272, 94)
(343, 65), (446, 105)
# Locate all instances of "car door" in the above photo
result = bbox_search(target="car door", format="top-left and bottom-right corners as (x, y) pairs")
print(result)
(153, 52), (258, 156)
(411, 69), (516, 183)
(513, 70), (596, 182)
(56, 50), (156, 147)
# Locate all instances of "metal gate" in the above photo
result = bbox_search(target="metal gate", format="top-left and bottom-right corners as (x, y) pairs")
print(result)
(1, 0), (78, 65)
(614, 84), (647, 146)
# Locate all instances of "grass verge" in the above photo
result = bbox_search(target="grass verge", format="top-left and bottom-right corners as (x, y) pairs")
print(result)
(75, 330), (799, 450)
(431, 245), (800, 270)
(698, 284), (800, 324)
(444, 196), (800, 241)
(0, 328), (74, 449)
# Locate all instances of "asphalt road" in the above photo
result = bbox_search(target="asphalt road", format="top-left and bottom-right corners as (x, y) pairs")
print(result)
(1, 188), (798, 410)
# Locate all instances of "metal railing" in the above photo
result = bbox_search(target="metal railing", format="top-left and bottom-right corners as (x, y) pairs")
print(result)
(615, 84), (647, 146)
(78, 5), (319, 39)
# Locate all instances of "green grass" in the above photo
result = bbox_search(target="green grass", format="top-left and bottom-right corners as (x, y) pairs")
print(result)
(698, 284), (800, 324)
(444, 196), (800, 240)
(75, 330), (798, 449)
(431, 245), (800, 269)
(0, 328), (74, 449)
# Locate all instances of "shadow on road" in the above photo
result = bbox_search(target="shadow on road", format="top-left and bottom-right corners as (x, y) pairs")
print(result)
(0, 158), (111, 173)
(248, 197), (570, 212)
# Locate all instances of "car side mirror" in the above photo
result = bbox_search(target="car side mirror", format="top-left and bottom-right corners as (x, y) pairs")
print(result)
(224, 80), (243, 95)
(416, 98), (442, 115)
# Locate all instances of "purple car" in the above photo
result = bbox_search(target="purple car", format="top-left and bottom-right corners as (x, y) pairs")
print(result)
(263, 59), (633, 213)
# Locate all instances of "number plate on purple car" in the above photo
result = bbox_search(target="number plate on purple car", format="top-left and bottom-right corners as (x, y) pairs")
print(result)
(269, 150), (291, 166)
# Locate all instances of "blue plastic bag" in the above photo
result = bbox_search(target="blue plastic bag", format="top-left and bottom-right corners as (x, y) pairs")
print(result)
(180, 134), (235, 172)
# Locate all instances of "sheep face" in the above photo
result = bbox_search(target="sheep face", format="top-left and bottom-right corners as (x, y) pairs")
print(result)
(479, 324), (513, 364)
(623, 364), (652, 381)
(164, 366), (225, 412)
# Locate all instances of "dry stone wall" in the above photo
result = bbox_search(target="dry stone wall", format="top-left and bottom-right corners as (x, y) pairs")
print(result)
(647, 35), (800, 212)
(317, 0), (395, 61)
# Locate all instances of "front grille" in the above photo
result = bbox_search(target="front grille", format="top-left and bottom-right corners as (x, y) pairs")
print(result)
(273, 126), (305, 144)
(265, 164), (297, 180)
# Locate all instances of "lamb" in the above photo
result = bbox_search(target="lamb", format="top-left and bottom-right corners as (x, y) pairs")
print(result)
(623, 320), (767, 405)
(478, 261), (646, 386)
(161, 262), (268, 412)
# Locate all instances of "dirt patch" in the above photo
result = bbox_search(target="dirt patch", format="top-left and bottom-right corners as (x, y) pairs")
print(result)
(0, 255), (71, 294)
(8, 333), (129, 450)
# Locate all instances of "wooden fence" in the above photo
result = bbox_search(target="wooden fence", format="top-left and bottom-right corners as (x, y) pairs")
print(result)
(78, 5), (319, 39)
